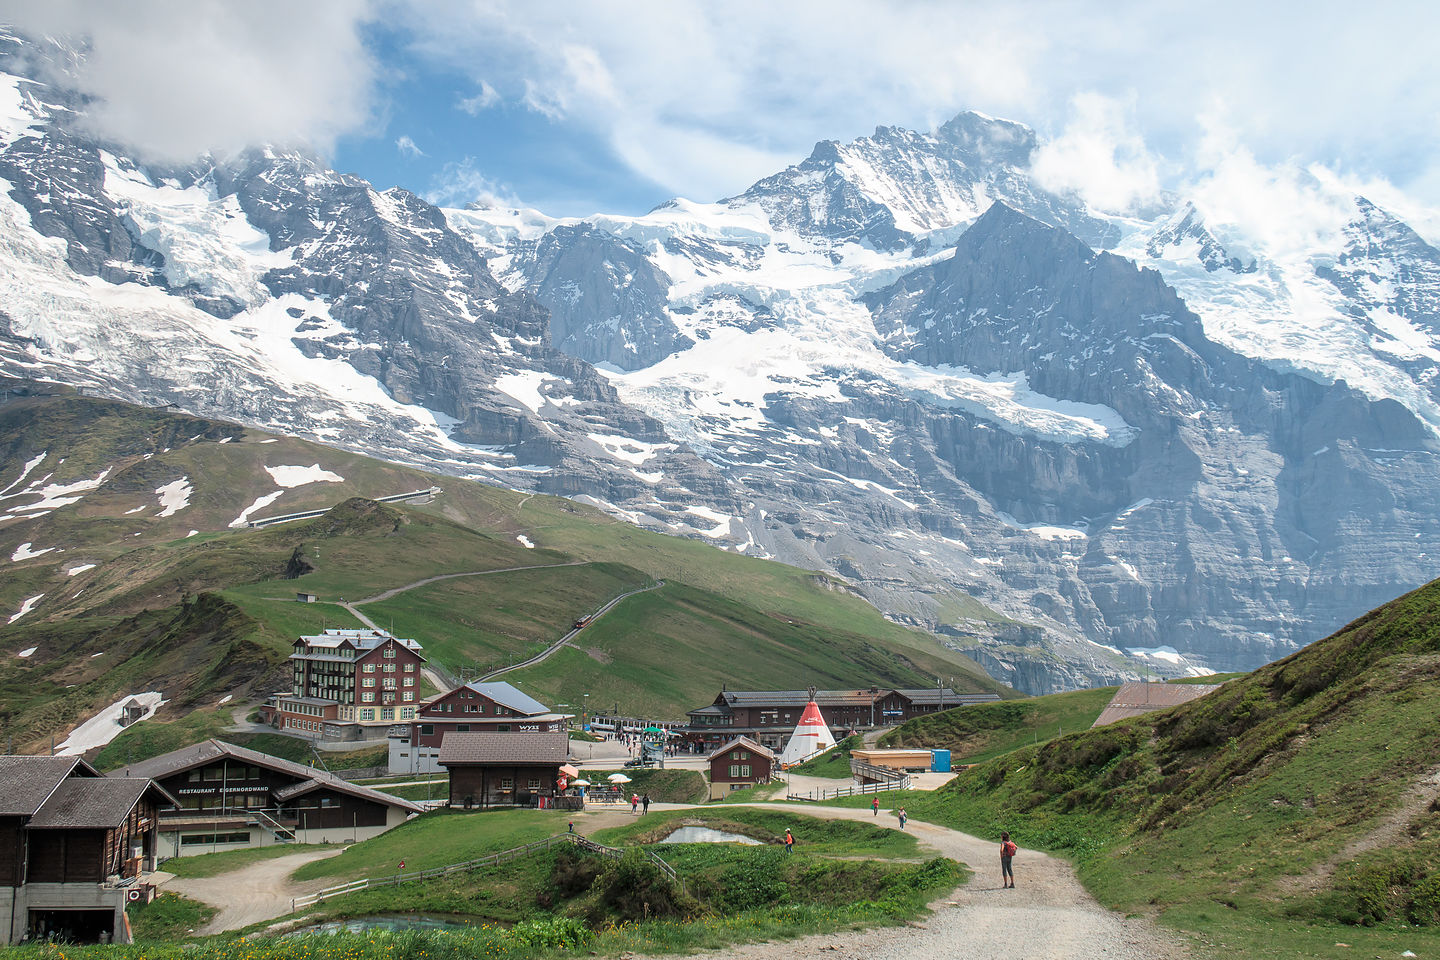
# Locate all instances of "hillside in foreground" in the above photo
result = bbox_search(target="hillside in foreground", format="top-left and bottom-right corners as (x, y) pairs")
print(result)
(877, 577), (1440, 957)
(0, 389), (1006, 755)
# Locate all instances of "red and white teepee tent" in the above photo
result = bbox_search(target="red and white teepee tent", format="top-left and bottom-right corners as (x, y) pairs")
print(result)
(778, 693), (836, 765)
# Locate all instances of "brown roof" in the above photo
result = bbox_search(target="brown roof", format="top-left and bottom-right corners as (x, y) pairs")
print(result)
(707, 736), (776, 762)
(28, 778), (178, 829)
(0, 756), (100, 816)
(111, 739), (423, 813)
(438, 730), (569, 766)
(1091, 682), (1223, 728)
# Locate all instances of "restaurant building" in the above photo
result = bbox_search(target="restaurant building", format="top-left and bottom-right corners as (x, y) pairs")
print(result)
(113, 740), (421, 857)
(681, 687), (1001, 753)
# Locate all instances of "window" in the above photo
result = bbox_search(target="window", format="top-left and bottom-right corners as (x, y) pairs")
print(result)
(382, 678), (397, 690)
(403, 691), (414, 702)
(401, 707), (415, 719)
(204, 767), (223, 781)
(457, 724), (470, 732)
(384, 663), (396, 673)
(740, 765), (751, 777)
(497, 724), (510, 732)
(729, 764), (741, 778)
(363, 663), (375, 673)
(188, 770), (201, 782)
(363, 677), (375, 688)
(527, 778), (541, 789)
(384, 647), (396, 659)
(360, 708), (374, 721)
(362, 692), (374, 703)
(500, 778), (513, 790)
(181, 832), (249, 846)
(419, 724), (434, 735)
(381, 707), (394, 721)
(403, 677), (414, 687)
(732, 750), (749, 760)
(404, 663), (415, 672)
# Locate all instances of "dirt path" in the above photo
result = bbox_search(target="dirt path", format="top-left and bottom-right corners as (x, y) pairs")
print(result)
(666, 804), (1194, 960)
(479, 579), (665, 681)
(165, 848), (347, 935)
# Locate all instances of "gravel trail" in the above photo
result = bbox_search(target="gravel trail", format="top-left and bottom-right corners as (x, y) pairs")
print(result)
(165, 847), (346, 934)
(664, 804), (1194, 960)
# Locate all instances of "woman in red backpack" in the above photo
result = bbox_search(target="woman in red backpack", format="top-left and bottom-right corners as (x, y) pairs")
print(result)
(1000, 831), (1017, 888)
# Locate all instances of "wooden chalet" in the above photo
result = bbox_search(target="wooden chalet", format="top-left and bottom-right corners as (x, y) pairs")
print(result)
(1, 755), (176, 945)
(438, 731), (570, 809)
(706, 737), (776, 799)
(113, 739), (421, 857)
(390, 681), (571, 775)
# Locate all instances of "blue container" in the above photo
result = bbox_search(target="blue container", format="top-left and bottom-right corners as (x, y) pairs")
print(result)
(931, 749), (952, 772)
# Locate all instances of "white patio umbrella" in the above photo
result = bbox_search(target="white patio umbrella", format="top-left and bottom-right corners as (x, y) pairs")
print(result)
(607, 773), (631, 784)
(572, 779), (591, 787)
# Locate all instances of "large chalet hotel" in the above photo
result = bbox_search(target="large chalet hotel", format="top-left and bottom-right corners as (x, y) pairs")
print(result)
(259, 628), (426, 738)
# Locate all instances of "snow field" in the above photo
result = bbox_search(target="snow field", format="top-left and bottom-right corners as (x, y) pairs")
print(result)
(56, 692), (167, 756)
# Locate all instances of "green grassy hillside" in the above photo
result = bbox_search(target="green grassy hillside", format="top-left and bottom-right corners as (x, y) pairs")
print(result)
(853, 577), (1440, 957)
(0, 392), (1007, 756)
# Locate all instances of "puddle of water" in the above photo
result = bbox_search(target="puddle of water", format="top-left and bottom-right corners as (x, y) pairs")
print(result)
(661, 826), (763, 845)
(284, 915), (476, 937)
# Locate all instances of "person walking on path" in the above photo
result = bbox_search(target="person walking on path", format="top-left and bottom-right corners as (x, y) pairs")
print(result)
(784, 829), (795, 854)
(872, 796), (880, 816)
(642, 794), (650, 814)
(631, 793), (639, 814)
(1000, 831), (1017, 888)
(898, 807), (907, 829)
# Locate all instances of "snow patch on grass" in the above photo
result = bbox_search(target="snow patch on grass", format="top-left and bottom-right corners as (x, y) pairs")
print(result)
(8, 594), (43, 623)
(10, 541), (54, 561)
(56, 692), (167, 756)
(265, 464), (344, 488)
(155, 476), (193, 517)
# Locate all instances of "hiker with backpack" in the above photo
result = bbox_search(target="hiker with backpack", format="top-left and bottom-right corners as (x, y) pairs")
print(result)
(1000, 831), (1017, 888)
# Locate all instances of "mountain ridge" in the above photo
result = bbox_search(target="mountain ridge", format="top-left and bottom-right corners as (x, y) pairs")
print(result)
(1, 30), (1438, 692)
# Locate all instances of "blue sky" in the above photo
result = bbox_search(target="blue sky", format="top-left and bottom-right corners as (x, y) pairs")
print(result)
(6, 1), (1440, 223)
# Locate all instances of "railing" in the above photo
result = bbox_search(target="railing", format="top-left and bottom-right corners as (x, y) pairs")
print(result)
(850, 757), (919, 784)
(290, 832), (682, 911)
(786, 775), (910, 802)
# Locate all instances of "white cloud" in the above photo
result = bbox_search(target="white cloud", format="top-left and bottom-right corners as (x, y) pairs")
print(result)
(1030, 93), (1162, 215)
(457, 80), (500, 115)
(395, 134), (425, 158)
(391, 0), (1440, 208)
(0, 0), (379, 163)
(423, 157), (520, 208)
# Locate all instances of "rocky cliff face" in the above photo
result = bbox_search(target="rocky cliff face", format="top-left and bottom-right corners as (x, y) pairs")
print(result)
(2, 31), (1438, 693)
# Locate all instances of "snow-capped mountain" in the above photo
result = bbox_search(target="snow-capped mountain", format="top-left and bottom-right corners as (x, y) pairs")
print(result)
(2, 29), (1438, 693)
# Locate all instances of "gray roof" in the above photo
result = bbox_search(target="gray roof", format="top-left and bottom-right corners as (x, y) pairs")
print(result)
(111, 739), (423, 813)
(462, 681), (551, 716)
(438, 730), (569, 766)
(28, 778), (178, 829)
(297, 628), (422, 653)
(707, 736), (776, 762)
(897, 689), (999, 705)
(0, 756), (99, 816)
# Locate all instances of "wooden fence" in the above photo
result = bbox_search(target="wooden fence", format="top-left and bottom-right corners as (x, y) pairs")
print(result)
(786, 774), (911, 802)
(290, 831), (682, 911)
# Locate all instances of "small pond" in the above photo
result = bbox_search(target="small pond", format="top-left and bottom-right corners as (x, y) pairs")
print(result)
(660, 826), (764, 845)
(285, 915), (476, 937)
